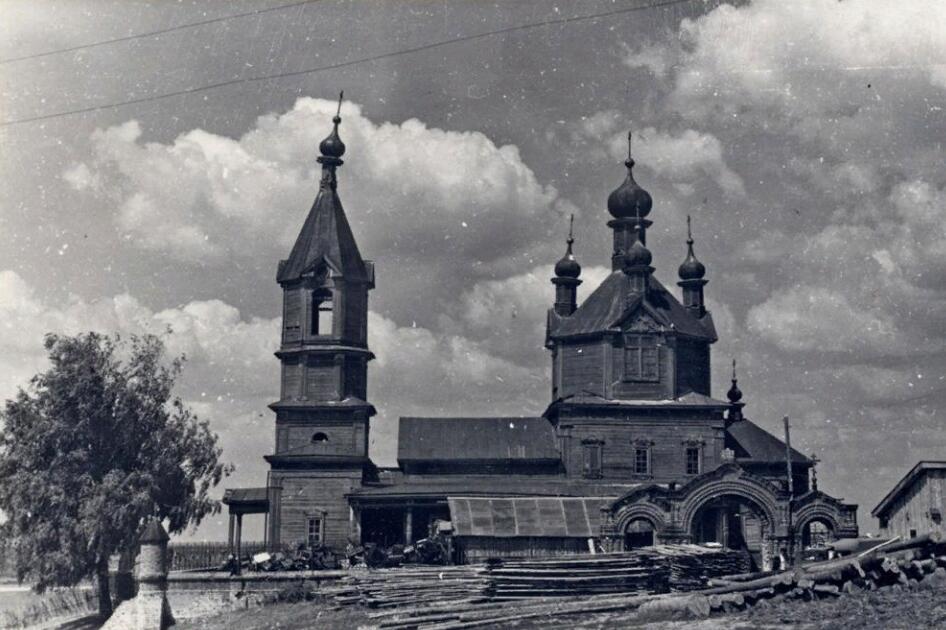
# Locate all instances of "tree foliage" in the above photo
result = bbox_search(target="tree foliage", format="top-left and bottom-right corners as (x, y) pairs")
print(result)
(0, 331), (232, 598)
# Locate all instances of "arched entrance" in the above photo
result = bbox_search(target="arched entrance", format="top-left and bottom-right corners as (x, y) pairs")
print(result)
(686, 493), (775, 571)
(624, 518), (656, 549)
(800, 518), (835, 548)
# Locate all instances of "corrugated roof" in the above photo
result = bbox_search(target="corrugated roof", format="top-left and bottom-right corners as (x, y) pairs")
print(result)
(726, 419), (811, 465)
(871, 461), (946, 518)
(448, 496), (612, 538)
(398, 417), (559, 462)
(550, 272), (716, 341)
(277, 188), (369, 284)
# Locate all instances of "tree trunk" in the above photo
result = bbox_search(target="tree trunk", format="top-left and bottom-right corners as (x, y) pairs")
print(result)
(97, 558), (113, 618)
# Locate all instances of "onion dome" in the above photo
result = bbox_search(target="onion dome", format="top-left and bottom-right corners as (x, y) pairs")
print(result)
(727, 358), (743, 404)
(554, 215), (582, 278)
(319, 92), (346, 159)
(607, 131), (653, 219)
(678, 215), (706, 280)
(625, 238), (652, 267)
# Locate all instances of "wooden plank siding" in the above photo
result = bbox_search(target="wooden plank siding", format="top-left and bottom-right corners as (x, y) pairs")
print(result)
(880, 469), (946, 539)
(560, 342), (606, 398)
(273, 471), (362, 549)
(563, 415), (724, 482)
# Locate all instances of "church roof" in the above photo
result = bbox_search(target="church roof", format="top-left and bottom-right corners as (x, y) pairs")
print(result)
(549, 271), (716, 341)
(277, 186), (369, 284)
(398, 417), (559, 463)
(726, 418), (812, 465)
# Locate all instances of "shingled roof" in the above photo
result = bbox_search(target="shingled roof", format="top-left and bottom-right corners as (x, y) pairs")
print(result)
(549, 271), (716, 340)
(398, 417), (560, 463)
(277, 188), (369, 284)
(726, 418), (812, 465)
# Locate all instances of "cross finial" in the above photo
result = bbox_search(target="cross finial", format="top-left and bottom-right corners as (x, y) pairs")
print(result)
(336, 91), (344, 118)
(627, 130), (633, 161)
(568, 214), (574, 244)
(732, 358), (737, 381)
(687, 215), (693, 243)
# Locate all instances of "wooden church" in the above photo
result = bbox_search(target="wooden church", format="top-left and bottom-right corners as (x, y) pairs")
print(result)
(224, 102), (858, 569)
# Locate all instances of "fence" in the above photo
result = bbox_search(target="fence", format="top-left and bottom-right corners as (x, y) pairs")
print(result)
(168, 541), (268, 572)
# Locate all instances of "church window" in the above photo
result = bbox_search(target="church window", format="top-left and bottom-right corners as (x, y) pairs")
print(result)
(582, 441), (603, 479)
(633, 447), (650, 475)
(307, 516), (324, 546)
(686, 446), (701, 475)
(311, 432), (329, 443)
(624, 335), (659, 382)
(311, 289), (334, 336)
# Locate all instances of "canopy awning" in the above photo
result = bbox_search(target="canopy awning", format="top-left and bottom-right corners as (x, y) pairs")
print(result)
(447, 496), (610, 538)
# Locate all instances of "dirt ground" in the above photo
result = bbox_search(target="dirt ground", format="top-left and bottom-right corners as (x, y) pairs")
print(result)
(170, 579), (946, 630)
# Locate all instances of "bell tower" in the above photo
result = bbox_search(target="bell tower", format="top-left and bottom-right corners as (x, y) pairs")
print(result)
(265, 94), (376, 550)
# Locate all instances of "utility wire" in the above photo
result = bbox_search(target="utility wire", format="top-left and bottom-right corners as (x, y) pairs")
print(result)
(0, 0), (698, 128)
(0, 0), (324, 65)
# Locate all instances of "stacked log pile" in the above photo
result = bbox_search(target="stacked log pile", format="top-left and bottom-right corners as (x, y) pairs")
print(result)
(351, 534), (946, 630)
(483, 544), (748, 599)
(327, 565), (491, 610)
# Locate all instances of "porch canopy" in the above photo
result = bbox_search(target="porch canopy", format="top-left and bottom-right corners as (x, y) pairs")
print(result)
(447, 496), (611, 538)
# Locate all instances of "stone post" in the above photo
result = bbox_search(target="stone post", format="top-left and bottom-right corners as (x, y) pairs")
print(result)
(101, 519), (175, 630)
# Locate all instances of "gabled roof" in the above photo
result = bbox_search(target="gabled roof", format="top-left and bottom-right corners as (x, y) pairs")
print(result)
(549, 271), (716, 341)
(397, 417), (559, 463)
(725, 418), (812, 465)
(277, 188), (369, 284)
(871, 461), (946, 518)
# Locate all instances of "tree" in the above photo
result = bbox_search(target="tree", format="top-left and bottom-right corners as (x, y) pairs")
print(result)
(0, 332), (232, 617)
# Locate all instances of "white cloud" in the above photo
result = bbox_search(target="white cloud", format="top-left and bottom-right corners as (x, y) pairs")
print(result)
(69, 99), (573, 267)
(746, 286), (900, 353)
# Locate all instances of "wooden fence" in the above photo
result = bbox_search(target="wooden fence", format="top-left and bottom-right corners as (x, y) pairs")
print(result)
(168, 541), (268, 572)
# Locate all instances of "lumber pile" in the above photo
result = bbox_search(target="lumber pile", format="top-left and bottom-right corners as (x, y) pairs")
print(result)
(327, 564), (492, 610)
(351, 534), (946, 629)
(483, 544), (749, 599)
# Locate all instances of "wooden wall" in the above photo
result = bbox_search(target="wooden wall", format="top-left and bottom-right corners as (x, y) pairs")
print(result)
(561, 412), (725, 482)
(275, 412), (368, 456)
(272, 470), (363, 550)
(880, 469), (946, 539)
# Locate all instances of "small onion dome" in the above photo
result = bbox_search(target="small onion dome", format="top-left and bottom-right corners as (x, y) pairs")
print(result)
(608, 132), (652, 219)
(555, 250), (581, 278)
(319, 92), (346, 159)
(319, 116), (346, 158)
(727, 359), (743, 404)
(625, 238), (652, 267)
(555, 217), (581, 278)
(678, 242), (706, 280)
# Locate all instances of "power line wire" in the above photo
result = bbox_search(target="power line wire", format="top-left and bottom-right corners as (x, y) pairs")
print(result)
(0, 0), (324, 65)
(0, 0), (698, 128)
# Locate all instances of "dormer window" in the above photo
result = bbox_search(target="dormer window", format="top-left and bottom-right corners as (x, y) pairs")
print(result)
(624, 334), (659, 382)
(311, 288), (334, 336)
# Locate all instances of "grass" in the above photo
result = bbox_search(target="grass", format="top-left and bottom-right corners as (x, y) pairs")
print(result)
(0, 585), (97, 629)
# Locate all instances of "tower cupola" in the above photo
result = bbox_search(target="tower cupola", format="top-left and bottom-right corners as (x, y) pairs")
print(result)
(607, 132), (652, 219)
(608, 132), (655, 272)
(552, 215), (582, 316)
(726, 359), (745, 425)
(677, 215), (708, 316)
(318, 92), (347, 161)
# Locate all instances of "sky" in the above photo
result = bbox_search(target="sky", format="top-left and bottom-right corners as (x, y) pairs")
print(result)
(2, 0), (945, 541)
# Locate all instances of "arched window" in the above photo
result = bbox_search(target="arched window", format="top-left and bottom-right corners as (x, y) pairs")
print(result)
(311, 432), (329, 443)
(310, 288), (333, 336)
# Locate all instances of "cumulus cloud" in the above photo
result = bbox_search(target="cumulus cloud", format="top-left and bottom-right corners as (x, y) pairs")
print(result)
(568, 110), (745, 197)
(68, 99), (573, 269)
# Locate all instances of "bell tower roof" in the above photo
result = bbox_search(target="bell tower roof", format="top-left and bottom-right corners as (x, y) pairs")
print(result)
(278, 93), (370, 285)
